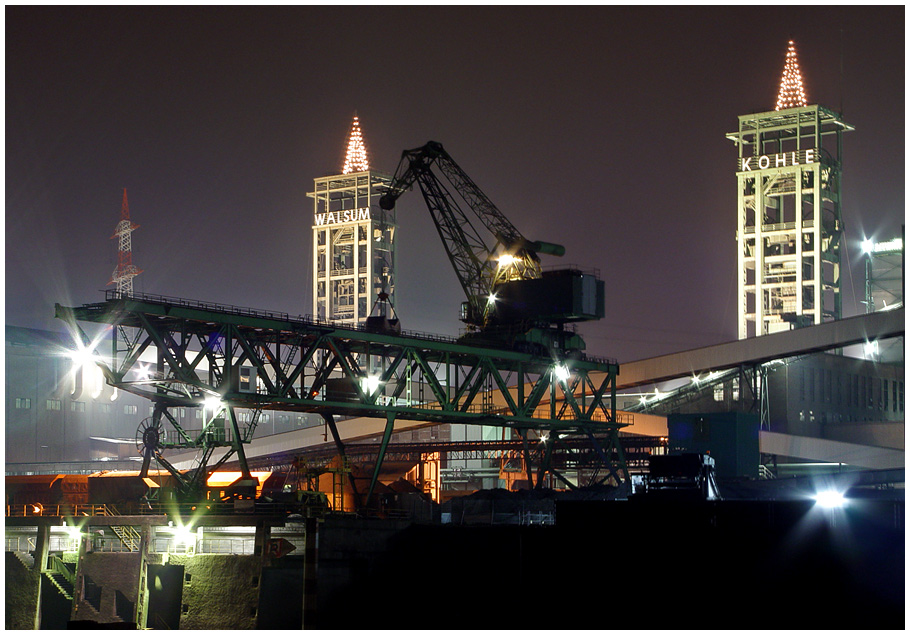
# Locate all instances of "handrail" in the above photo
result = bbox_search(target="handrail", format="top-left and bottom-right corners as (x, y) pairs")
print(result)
(99, 290), (618, 365)
(44, 554), (75, 585)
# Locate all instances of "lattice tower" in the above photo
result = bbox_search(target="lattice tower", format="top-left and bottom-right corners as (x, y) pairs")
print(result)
(109, 188), (142, 296)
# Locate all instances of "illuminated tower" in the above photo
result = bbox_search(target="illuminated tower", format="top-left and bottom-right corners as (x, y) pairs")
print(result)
(109, 188), (142, 297)
(309, 115), (397, 325)
(727, 41), (853, 338)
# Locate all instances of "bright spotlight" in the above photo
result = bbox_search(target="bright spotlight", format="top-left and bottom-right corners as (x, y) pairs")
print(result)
(135, 363), (152, 382)
(203, 396), (223, 412)
(68, 344), (100, 370)
(487, 293), (498, 305)
(554, 364), (570, 383)
(814, 489), (847, 509)
(863, 341), (879, 358)
(861, 238), (874, 254)
(498, 254), (518, 268)
(169, 523), (197, 549)
(361, 375), (381, 394)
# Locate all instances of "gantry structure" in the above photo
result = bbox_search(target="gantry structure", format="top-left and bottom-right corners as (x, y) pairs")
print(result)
(309, 116), (397, 326)
(55, 291), (626, 509)
(728, 42), (854, 338)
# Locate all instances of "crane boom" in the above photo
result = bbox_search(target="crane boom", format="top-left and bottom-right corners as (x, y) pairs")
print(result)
(381, 141), (603, 355)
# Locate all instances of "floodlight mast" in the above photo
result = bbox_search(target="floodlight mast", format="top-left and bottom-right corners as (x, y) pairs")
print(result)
(379, 141), (568, 332)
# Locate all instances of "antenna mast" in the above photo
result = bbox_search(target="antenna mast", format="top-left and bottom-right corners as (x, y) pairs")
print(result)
(109, 188), (142, 297)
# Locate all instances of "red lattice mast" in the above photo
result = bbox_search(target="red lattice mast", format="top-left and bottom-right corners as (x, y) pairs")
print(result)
(109, 188), (142, 296)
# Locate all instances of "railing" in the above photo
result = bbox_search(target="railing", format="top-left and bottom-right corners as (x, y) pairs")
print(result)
(519, 510), (555, 525)
(5, 536), (37, 553)
(101, 289), (619, 365)
(6, 503), (114, 518)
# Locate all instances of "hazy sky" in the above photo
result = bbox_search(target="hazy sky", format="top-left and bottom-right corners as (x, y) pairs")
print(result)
(6, 5), (905, 363)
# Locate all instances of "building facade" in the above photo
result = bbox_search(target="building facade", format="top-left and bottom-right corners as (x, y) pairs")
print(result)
(309, 171), (397, 325)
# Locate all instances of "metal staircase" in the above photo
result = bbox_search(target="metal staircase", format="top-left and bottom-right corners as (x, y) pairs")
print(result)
(42, 555), (75, 600)
(104, 505), (142, 551)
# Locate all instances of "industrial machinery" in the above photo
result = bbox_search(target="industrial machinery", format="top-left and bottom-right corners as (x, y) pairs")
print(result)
(380, 141), (604, 356)
(53, 141), (626, 512)
(643, 453), (721, 501)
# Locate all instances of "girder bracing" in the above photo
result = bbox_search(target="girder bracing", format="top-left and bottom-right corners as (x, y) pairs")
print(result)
(56, 291), (626, 505)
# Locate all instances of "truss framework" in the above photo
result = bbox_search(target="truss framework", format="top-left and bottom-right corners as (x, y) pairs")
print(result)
(56, 291), (626, 506)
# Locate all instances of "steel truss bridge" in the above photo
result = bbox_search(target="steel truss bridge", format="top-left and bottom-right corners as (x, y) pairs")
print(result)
(56, 291), (626, 508)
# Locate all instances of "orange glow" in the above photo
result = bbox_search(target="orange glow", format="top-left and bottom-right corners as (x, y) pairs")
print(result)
(206, 471), (271, 495)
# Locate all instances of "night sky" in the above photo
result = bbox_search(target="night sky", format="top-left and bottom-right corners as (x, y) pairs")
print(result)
(6, 6), (905, 363)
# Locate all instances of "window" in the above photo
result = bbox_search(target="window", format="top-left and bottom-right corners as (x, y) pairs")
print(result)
(71, 401), (85, 412)
(124, 405), (138, 415)
(99, 403), (112, 414)
(15, 398), (31, 409)
(46, 399), (62, 411)
(883, 379), (889, 412)
(713, 385), (724, 402)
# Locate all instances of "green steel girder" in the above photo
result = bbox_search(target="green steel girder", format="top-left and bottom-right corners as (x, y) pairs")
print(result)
(55, 292), (626, 499)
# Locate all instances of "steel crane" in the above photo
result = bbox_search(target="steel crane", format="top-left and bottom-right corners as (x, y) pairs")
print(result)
(380, 141), (604, 355)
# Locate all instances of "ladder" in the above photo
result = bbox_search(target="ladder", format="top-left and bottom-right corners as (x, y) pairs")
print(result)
(103, 504), (142, 551)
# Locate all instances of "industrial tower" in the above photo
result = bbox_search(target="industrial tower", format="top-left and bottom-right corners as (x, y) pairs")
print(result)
(309, 115), (397, 325)
(728, 41), (854, 338)
(109, 188), (142, 297)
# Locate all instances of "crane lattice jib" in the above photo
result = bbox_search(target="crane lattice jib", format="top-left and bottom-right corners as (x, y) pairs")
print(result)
(414, 167), (492, 324)
(384, 144), (555, 322)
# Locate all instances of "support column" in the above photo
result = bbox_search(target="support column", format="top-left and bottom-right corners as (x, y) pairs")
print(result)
(321, 413), (361, 509)
(33, 524), (50, 572)
(302, 516), (318, 629)
(366, 412), (396, 508)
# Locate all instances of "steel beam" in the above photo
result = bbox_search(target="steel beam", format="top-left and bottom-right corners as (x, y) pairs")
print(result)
(55, 292), (626, 505)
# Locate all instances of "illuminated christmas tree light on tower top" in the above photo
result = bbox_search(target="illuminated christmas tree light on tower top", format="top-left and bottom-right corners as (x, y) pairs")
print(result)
(775, 40), (808, 110)
(342, 114), (370, 174)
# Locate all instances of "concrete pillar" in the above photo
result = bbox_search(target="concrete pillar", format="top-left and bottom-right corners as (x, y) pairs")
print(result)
(33, 524), (50, 571)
